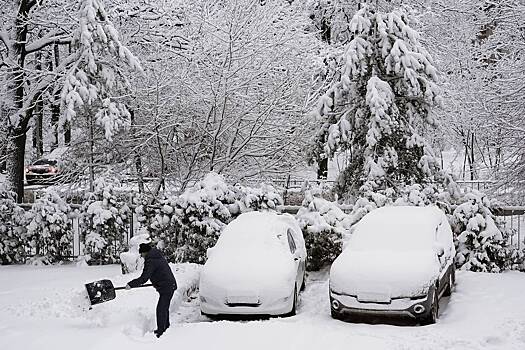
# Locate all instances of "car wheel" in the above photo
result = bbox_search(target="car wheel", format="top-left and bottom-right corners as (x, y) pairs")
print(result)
(421, 292), (439, 325)
(300, 271), (306, 291)
(443, 272), (454, 297)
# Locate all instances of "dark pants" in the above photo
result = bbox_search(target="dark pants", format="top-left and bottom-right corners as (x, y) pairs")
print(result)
(156, 287), (175, 333)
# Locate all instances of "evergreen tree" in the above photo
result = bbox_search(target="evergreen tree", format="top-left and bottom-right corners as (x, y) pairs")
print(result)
(451, 191), (525, 272)
(310, 4), (453, 212)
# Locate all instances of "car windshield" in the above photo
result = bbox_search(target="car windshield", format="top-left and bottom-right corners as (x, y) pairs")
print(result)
(33, 159), (57, 166)
(348, 207), (440, 252)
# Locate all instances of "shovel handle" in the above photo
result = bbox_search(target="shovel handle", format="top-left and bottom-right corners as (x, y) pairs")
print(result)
(115, 283), (154, 291)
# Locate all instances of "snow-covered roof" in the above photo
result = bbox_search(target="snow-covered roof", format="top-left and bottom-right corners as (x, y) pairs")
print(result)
(216, 211), (305, 256)
(349, 205), (446, 251)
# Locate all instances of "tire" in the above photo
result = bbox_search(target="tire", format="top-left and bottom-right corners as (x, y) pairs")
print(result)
(300, 271), (306, 291)
(443, 271), (454, 297)
(421, 292), (439, 325)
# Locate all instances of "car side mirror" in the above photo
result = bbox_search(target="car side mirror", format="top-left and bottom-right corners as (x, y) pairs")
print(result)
(433, 243), (445, 257)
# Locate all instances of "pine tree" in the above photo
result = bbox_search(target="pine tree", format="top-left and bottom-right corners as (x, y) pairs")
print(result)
(26, 189), (73, 264)
(310, 4), (453, 212)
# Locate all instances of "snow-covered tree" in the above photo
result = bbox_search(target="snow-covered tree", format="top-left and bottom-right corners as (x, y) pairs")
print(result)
(296, 190), (350, 270)
(0, 0), (141, 201)
(310, 4), (455, 213)
(26, 189), (73, 264)
(0, 188), (26, 264)
(451, 191), (525, 272)
(80, 177), (131, 264)
(233, 183), (284, 213)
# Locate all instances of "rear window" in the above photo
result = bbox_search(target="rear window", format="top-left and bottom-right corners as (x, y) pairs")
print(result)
(33, 159), (57, 166)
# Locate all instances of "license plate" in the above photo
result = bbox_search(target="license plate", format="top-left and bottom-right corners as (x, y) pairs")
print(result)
(226, 295), (260, 304)
(357, 292), (391, 303)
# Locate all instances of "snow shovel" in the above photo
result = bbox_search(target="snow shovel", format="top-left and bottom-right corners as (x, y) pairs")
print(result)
(85, 279), (153, 307)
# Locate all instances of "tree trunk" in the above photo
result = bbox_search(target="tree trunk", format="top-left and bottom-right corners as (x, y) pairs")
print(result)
(32, 49), (44, 159)
(50, 44), (61, 150)
(6, 128), (28, 202)
(4, 0), (35, 199)
(130, 110), (144, 194)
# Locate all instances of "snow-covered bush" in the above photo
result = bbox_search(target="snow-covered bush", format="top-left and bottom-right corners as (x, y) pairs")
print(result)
(173, 172), (237, 263)
(233, 183), (283, 213)
(451, 191), (525, 272)
(0, 189), (27, 264)
(296, 191), (350, 271)
(26, 190), (72, 264)
(120, 233), (151, 274)
(80, 178), (131, 264)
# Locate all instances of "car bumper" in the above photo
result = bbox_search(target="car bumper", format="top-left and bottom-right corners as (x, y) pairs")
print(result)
(200, 292), (294, 316)
(329, 290), (433, 320)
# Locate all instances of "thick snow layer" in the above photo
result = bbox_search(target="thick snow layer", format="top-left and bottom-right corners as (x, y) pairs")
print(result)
(331, 206), (450, 296)
(1, 266), (525, 350)
(349, 205), (445, 251)
(201, 212), (306, 301)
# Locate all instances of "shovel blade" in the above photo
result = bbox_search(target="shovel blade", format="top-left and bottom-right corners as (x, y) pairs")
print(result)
(85, 279), (116, 306)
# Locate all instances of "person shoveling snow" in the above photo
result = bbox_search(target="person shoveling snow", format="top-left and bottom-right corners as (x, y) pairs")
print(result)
(126, 243), (178, 338)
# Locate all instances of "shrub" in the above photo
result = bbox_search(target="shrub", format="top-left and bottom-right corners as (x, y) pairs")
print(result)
(296, 191), (350, 270)
(0, 189), (26, 264)
(26, 189), (72, 264)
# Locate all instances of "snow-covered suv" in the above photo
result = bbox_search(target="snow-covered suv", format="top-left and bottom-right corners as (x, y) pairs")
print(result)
(329, 206), (455, 325)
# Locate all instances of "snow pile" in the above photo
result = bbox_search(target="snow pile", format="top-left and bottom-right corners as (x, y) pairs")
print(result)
(0, 263), (200, 332)
(0, 188), (26, 264)
(26, 189), (73, 264)
(296, 191), (350, 270)
(451, 191), (525, 272)
(120, 233), (151, 274)
(80, 177), (131, 264)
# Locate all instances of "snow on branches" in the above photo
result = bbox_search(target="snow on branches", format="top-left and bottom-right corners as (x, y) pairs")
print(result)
(0, 188), (27, 264)
(61, 0), (143, 141)
(26, 189), (73, 264)
(310, 3), (449, 212)
(451, 191), (525, 272)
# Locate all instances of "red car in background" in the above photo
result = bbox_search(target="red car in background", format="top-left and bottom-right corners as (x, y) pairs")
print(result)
(25, 159), (60, 185)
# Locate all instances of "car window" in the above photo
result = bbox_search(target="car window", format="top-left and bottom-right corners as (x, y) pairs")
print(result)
(287, 230), (297, 254)
(33, 159), (57, 166)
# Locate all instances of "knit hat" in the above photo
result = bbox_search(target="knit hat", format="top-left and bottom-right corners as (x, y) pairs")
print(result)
(139, 243), (152, 254)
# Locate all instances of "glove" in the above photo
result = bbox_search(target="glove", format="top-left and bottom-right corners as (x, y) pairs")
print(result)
(125, 284), (131, 290)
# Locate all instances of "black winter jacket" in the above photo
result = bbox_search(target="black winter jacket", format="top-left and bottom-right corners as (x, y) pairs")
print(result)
(128, 248), (177, 292)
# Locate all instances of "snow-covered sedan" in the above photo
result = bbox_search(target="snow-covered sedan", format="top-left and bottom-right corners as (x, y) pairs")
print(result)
(329, 206), (455, 325)
(199, 211), (307, 317)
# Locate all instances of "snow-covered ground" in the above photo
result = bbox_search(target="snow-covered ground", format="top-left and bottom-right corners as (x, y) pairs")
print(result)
(1, 265), (525, 350)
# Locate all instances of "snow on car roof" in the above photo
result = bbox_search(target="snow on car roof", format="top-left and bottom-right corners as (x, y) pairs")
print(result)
(348, 205), (445, 251)
(217, 211), (305, 255)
